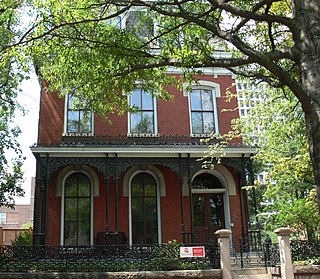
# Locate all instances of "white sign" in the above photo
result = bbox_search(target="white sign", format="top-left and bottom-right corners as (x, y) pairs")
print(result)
(180, 246), (205, 258)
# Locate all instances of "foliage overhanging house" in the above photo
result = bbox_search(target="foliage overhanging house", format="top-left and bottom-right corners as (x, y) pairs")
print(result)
(31, 63), (257, 246)
(30, 6), (257, 248)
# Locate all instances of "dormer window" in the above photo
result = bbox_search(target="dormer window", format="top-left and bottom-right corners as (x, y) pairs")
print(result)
(128, 89), (158, 136)
(64, 94), (93, 136)
(126, 10), (154, 39)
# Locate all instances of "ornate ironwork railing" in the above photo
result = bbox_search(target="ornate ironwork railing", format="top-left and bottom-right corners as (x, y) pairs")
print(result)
(0, 243), (220, 273)
(230, 235), (280, 268)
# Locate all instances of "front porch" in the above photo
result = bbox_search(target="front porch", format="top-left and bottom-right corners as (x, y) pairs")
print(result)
(31, 143), (255, 247)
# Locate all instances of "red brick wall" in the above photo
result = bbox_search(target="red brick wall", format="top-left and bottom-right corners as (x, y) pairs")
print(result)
(38, 75), (241, 145)
(45, 164), (245, 245)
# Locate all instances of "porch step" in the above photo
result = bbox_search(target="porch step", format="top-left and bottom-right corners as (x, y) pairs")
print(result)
(232, 267), (272, 279)
(233, 275), (271, 279)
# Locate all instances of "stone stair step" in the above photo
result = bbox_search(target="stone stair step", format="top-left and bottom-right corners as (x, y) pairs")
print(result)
(232, 268), (272, 279)
(233, 274), (272, 279)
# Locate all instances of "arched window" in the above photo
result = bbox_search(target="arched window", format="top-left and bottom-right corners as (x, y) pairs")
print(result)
(63, 172), (92, 246)
(130, 172), (158, 244)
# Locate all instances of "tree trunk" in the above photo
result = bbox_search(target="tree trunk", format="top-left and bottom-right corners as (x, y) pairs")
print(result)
(294, 0), (320, 206)
(303, 105), (320, 207)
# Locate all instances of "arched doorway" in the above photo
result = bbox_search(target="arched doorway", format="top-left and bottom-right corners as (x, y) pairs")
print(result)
(192, 173), (225, 243)
(130, 172), (159, 244)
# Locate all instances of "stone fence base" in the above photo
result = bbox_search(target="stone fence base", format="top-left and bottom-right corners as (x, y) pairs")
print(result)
(269, 265), (320, 279)
(0, 270), (222, 279)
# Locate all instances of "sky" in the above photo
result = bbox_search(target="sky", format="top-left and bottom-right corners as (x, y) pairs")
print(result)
(13, 72), (40, 204)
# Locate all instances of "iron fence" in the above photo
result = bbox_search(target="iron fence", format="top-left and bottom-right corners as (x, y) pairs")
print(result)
(230, 234), (280, 268)
(0, 243), (220, 273)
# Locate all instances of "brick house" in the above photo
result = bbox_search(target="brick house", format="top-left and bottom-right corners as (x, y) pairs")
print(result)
(31, 68), (256, 247)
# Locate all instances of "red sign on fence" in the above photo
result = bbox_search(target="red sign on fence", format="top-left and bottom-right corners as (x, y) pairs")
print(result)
(180, 246), (205, 258)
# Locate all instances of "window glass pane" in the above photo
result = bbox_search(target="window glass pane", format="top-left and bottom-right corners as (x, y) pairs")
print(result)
(65, 177), (77, 196)
(201, 90), (213, 111)
(104, 16), (121, 28)
(78, 199), (91, 221)
(132, 221), (144, 244)
(131, 112), (154, 133)
(126, 11), (154, 38)
(192, 173), (223, 189)
(141, 112), (154, 133)
(130, 113), (142, 133)
(209, 194), (223, 226)
(68, 95), (76, 108)
(144, 176), (156, 196)
(78, 222), (90, 245)
(131, 198), (143, 220)
(193, 195), (205, 226)
(65, 198), (77, 221)
(132, 174), (144, 196)
(78, 175), (91, 196)
(0, 213), (6, 224)
(191, 112), (203, 134)
(203, 112), (214, 133)
(145, 221), (158, 244)
(131, 89), (141, 108)
(141, 90), (153, 110)
(190, 90), (202, 110)
(67, 111), (79, 133)
(79, 111), (92, 133)
(64, 221), (77, 245)
(145, 198), (157, 220)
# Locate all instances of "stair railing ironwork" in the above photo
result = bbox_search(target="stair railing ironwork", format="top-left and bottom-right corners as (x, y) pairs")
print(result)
(230, 233), (280, 268)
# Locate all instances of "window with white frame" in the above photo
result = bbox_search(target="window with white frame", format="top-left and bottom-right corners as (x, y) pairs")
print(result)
(63, 172), (92, 246)
(129, 89), (157, 135)
(189, 87), (219, 135)
(0, 213), (6, 224)
(65, 94), (93, 135)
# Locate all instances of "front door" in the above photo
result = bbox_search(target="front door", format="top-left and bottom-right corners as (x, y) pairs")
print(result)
(193, 193), (225, 243)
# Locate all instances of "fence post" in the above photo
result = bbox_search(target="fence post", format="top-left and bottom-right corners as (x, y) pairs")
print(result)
(265, 234), (272, 267)
(0, 226), (3, 246)
(274, 227), (294, 279)
(215, 229), (232, 279)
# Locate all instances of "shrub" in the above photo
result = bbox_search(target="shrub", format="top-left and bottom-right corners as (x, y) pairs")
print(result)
(11, 230), (32, 246)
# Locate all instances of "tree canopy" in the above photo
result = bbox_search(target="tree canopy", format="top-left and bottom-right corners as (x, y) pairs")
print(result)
(0, 1), (28, 207)
(25, 0), (320, 204)
(2, 0), (320, 206)
(237, 83), (318, 239)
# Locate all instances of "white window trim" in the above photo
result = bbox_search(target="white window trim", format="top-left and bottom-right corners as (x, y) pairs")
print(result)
(63, 95), (94, 137)
(127, 90), (158, 136)
(60, 170), (94, 246)
(186, 81), (220, 136)
(128, 170), (162, 245)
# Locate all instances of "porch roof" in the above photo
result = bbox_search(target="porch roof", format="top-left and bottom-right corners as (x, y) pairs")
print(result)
(31, 134), (257, 158)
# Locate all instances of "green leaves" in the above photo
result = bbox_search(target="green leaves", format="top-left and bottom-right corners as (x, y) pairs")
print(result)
(0, 0), (27, 207)
(238, 84), (317, 239)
